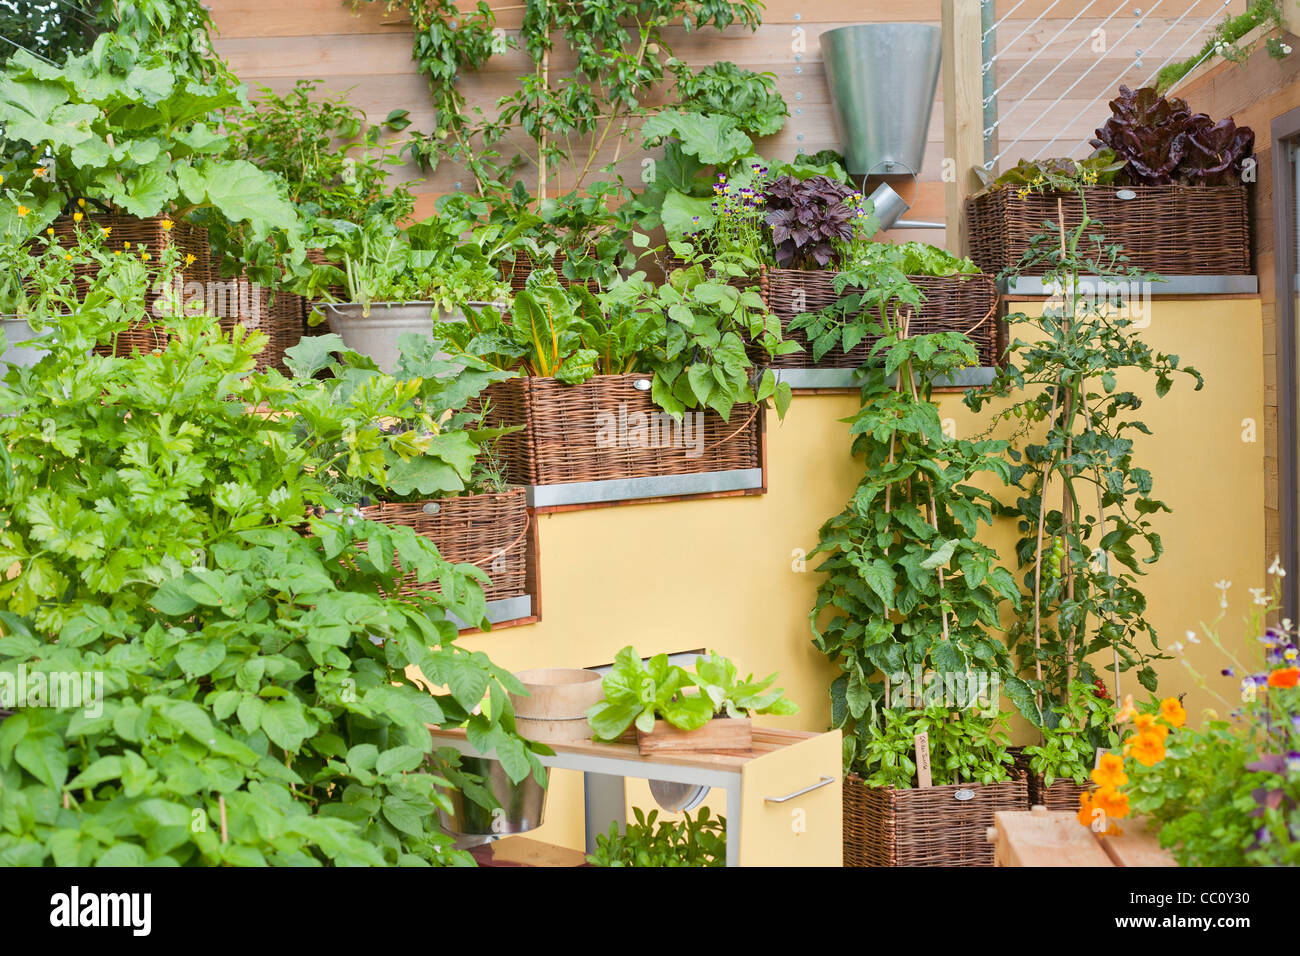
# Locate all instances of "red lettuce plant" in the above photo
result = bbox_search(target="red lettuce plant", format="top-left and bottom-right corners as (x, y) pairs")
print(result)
(763, 174), (856, 269)
(1090, 85), (1254, 187)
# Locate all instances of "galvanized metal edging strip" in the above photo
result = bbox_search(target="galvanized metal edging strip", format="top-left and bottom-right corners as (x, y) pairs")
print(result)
(523, 468), (765, 509)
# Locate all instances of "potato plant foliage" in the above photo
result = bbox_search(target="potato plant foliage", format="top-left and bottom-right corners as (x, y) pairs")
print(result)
(0, 268), (541, 865)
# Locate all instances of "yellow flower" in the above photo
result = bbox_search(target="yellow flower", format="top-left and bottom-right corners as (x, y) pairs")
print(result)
(0, 173), (5, 185)
(114, 251), (121, 256)
(64, 253), (72, 261)
(141, 252), (151, 261)
(46, 227), (54, 236)
(16, 205), (27, 217)
(160, 219), (174, 231)
(77, 198), (86, 208)
(1090, 753), (1128, 789)
(184, 253), (197, 266)
(73, 211), (83, 223)
(102, 226), (111, 237)
(1159, 697), (1186, 728)
(34, 166), (46, 177)
(124, 241), (130, 249)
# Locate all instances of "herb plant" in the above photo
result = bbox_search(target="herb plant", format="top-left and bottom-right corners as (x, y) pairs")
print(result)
(1020, 680), (1119, 787)
(587, 806), (726, 866)
(855, 706), (1014, 789)
(586, 646), (797, 742)
(763, 174), (859, 269)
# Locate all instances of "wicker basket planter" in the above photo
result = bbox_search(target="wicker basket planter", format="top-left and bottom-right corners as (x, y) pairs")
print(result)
(760, 267), (1001, 369)
(502, 247), (599, 292)
(843, 770), (1029, 867)
(1009, 747), (1095, 812)
(214, 278), (304, 374)
(52, 213), (212, 356)
(965, 183), (1251, 277)
(481, 373), (762, 486)
(357, 489), (530, 604)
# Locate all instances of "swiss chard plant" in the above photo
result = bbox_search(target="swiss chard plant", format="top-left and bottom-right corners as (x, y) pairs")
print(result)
(964, 173), (1203, 714)
(0, 244), (543, 866)
(585, 646), (798, 742)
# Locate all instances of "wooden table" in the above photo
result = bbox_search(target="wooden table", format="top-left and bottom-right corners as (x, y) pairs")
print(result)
(430, 726), (842, 866)
(987, 805), (1177, 867)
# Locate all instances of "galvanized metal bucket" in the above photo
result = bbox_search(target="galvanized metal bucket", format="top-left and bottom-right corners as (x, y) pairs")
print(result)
(438, 757), (548, 839)
(819, 24), (943, 176)
(2, 315), (49, 368)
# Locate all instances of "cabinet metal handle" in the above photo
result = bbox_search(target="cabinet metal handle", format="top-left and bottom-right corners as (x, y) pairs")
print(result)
(764, 775), (835, 804)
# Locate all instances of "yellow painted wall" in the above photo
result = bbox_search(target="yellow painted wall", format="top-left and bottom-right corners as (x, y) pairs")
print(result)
(461, 295), (1265, 852)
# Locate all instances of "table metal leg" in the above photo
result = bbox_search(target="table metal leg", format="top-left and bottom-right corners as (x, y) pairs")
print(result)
(583, 771), (627, 855)
(725, 784), (743, 867)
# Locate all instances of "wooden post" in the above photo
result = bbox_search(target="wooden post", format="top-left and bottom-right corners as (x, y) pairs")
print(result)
(942, 0), (987, 255)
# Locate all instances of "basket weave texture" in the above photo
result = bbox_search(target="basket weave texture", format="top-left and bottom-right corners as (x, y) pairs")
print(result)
(482, 374), (761, 485)
(1009, 746), (1095, 812)
(357, 489), (529, 603)
(502, 248), (599, 292)
(760, 267), (1001, 369)
(52, 213), (211, 356)
(842, 770), (1029, 867)
(214, 278), (304, 374)
(965, 184), (1251, 276)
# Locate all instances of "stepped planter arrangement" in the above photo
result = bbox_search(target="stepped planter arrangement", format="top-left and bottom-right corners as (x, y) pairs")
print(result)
(966, 85), (1255, 278)
(357, 489), (531, 604)
(482, 373), (762, 486)
(842, 771), (1029, 867)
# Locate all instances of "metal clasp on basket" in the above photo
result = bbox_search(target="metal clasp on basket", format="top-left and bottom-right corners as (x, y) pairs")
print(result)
(631, 378), (652, 391)
(954, 789), (975, 801)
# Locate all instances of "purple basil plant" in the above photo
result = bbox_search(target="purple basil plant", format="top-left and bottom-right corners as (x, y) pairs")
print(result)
(1090, 85), (1254, 187)
(762, 174), (857, 269)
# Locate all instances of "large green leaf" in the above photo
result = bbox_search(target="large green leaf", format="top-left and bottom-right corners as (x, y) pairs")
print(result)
(641, 110), (752, 165)
(660, 191), (715, 239)
(176, 159), (296, 235)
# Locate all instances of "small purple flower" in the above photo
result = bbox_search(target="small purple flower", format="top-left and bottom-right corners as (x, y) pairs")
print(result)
(1222, 667), (1235, 677)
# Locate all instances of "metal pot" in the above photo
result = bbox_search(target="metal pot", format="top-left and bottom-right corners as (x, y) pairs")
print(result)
(438, 756), (548, 838)
(318, 301), (439, 373)
(2, 314), (48, 368)
(819, 24), (943, 176)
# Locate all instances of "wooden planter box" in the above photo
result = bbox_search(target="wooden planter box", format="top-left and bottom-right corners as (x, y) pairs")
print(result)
(636, 717), (753, 755)
(52, 213), (212, 356)
(759, 267), (1001, 370)
(843, 770), (1029, 867)
(965, 183), (1251, 277)
(481, 374), (762, 487)
(357, 489), (531, 603)
(213, 278), (304, 374)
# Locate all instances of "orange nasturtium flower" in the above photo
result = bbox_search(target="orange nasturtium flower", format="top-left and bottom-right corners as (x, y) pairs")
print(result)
(1113, 694), (1136, 723)
(1077, 791), (1096, 827)
(1159, 697), (1186, 727)
(1092, 786), (1131, 821)
(1133, 713), (1169, 740)
(1091, 753), (1128, 789)
(1126, 731), (1167, 767)
(1077, 791), (1123, 835)
(1268, 667), (1300, 688)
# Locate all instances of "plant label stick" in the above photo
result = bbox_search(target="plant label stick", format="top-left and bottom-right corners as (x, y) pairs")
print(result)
(915, 731), (932, 789)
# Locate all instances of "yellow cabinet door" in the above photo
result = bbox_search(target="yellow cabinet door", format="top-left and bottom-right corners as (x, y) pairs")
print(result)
(738, 730), (842, 866)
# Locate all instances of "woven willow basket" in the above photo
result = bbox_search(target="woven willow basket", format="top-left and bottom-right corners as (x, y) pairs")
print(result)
(482, 373), (762, 485)
(1009, 746), (1095, 812)
(502, 247), (600, 292)
(214, 278), (304, 374)
(843, 770), (1029, 867)
(965, 183), (1251, 276)
(358, 489), (530, 603)
(760, 267), (1001, 369)
(52, 214), (212, 356)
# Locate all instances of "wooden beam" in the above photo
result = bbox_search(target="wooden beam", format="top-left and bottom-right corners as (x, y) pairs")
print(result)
(942, 0), (986, 255)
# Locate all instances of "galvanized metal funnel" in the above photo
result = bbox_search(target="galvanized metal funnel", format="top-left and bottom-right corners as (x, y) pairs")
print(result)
(820, 24), (943, 176)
